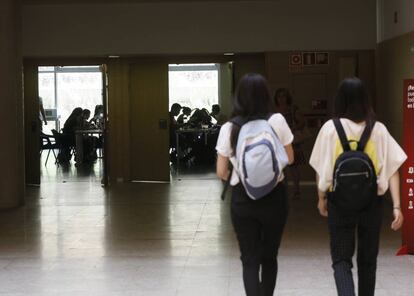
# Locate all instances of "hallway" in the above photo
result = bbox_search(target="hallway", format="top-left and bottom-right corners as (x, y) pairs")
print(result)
(0, 179), (413, 295)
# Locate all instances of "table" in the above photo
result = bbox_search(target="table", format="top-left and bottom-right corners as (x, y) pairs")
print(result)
(175, 127), (217, 174)
(75, 129), (103, 163)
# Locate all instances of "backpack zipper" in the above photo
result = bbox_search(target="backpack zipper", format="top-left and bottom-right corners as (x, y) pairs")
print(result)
(333, 157), (374, 191)
(338, 172), (369, 178)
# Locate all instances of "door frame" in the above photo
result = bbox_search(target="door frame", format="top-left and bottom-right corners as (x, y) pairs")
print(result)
(23, 58), (109, 186)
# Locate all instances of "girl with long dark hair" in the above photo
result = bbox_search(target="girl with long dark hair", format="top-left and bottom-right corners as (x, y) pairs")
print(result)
(310, 77), (406, 296)
(216, 73), (294, 296)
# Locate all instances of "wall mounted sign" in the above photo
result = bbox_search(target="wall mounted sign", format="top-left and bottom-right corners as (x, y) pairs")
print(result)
(315, 52), (329, 65)
(289, 52), (330, 69)
(398, 79), (414, 256)
(289, 53), (303, 66)
(303, 52), (316, 66)
(289, 53), (304, 73)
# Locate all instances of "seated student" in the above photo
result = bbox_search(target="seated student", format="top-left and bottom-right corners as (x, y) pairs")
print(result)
(59, 107), (83, 163)
(210, 104), (227, 125)
(81, 109), (93, 129)
(62, 108), (83, 135)
(177, 107), (192, 125)
(90, 105), (104, 129)
(90, 105), (104, 152)
(187, 108), (212, 128)
(80, 109), (98, 162)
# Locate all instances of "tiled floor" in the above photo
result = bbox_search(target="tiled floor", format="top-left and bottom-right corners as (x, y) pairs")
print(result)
(0, 163), (413, 295)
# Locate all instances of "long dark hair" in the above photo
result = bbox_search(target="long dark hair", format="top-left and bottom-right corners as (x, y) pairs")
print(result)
(66, 107), (83, 123)
(274, 88), (292, 107)
(334, 77), (375, 123)
(230, 73), (275, 153)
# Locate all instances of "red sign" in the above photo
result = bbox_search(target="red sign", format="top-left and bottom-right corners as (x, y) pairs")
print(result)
(400, 79), (414, 255)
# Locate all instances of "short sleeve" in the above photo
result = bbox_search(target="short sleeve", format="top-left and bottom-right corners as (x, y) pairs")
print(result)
(376, 125), (407, 193)
(309, 120), (336, 192)
(215, 122), (233, 158)
(269, 114), (294, 146)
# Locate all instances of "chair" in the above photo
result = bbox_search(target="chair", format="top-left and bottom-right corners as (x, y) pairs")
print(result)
(40, 132), (58, 165)
(52, 129), (75, 164)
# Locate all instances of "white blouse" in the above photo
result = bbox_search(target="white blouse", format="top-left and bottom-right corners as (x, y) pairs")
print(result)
(309, 118), (407, 195)
(215, 114), (294, 186)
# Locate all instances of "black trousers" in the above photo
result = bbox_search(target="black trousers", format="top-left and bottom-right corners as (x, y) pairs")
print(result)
(328, 196), (384, 296)
(231, 183), (288, 296)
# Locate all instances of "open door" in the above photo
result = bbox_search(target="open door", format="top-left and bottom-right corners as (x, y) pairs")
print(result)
(129, 60), (170, 182)
(219, 62), (234, 119)
(24, 63), (41, 185)
(101, 64), (109, 186)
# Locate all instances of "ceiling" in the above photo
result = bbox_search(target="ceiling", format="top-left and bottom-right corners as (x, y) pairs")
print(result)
(23, 0), (279, 4)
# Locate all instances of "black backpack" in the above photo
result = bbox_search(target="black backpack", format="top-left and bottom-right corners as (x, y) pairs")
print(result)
(331, 118), (377, 212)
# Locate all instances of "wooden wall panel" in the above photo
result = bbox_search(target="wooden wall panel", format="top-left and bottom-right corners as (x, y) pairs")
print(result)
(129, 60), (169, 182)
(24, 62), (40, 185)
(107, 59), (131, 183)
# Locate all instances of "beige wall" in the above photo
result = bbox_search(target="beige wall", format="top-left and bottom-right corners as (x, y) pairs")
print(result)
(266, 50), (375, 181)
(377, 32), (414, 142)
(22, 0), (376, 57)
(0, 0), (25, 208)
(266, 50), (376, 114)
(377, 0), (414, 42)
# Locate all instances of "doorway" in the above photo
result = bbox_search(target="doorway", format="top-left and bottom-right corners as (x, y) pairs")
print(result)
(169, 62), (233, 179)
(26, 64), (108, 185)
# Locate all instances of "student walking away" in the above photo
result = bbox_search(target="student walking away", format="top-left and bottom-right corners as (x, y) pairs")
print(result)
(309, 77), (407, 296)
(216, 73), (294, 296)
(274, 88), (307, 199)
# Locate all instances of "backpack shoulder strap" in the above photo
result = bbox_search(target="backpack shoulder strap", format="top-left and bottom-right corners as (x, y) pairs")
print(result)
(266, 113), (275, 121)
(333, 118), (351, 152)
(229, 116), (247, 127)
(357, 121), (376, 152)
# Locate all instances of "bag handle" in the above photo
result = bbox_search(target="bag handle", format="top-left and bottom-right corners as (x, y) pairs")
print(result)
(333, 118), (351, 152)
(221, 166), (233, 200)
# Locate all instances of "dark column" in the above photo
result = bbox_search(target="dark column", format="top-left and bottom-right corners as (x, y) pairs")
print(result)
(0, 0), (24, 208)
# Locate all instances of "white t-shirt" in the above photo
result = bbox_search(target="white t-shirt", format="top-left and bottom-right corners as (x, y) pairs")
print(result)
(215, 113), (294, 186)
(309, 118), (407, 195)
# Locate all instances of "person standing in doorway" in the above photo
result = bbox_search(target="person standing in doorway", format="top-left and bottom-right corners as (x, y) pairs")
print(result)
(169, 103), (182, 163)
(309, 77), (406, 296)
(274, 88), (306, 199)
(216, 74), (294, 296)
(39, 96), (47, 130)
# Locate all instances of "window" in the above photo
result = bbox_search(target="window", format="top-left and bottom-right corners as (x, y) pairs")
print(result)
(168, 63), (219, 111)
(38, 66), (103, 134)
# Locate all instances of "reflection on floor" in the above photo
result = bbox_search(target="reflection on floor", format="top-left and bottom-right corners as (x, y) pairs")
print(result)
(1, 177), (413, 295)
(40, 153), (103, 183)
(171, 163), (216, 181)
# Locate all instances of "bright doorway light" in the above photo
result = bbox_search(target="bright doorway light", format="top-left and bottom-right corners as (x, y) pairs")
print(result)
(168, 63), (219, 111)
